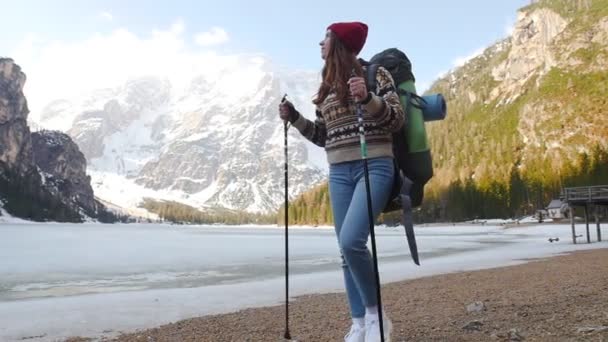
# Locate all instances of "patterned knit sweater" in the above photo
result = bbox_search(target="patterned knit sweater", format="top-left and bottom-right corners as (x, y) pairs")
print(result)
(291, 66), (405, 164)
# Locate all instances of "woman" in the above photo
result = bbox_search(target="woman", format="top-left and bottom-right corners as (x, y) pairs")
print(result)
(279, 21), (404, 342)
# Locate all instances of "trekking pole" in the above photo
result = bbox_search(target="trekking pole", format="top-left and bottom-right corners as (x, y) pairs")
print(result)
(281, 94), (291, 340)
(355, 93), (386, 342)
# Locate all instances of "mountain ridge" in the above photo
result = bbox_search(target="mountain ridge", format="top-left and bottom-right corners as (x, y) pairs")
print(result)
(33, 55), (327, 214)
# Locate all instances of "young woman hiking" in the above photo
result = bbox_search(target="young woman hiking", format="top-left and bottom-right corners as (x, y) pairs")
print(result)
(279, 21), (405, 342)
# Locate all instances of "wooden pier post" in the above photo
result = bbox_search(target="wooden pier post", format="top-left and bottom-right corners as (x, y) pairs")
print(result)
(596, 205), (601, 242)
(570, 205), (576, 244)
(563, 185), (607, 244)
(584, 204), (590, 244)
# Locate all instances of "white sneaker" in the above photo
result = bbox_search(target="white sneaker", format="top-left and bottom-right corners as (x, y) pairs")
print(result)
(365, 314), (392, 342)
(344, 323), (366, 342)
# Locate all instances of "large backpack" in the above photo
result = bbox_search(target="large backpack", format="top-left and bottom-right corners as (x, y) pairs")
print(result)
(361, 48), (447, 212)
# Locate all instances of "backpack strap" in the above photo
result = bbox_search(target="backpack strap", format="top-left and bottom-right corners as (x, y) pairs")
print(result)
(365, 63), (380, 94)
(397, 89), (427, 110)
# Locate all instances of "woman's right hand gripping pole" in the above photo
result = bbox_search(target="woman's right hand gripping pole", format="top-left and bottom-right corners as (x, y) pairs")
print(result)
(279, 95), (299, 123)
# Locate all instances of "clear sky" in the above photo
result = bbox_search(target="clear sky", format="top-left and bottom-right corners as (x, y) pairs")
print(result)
(2, 0), (531, 109)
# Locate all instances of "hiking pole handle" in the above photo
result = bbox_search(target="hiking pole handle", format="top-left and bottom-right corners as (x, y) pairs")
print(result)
(350, 70), (369, 160)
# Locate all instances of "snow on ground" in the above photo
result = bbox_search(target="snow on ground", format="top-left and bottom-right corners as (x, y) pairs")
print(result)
(0, 207), (32, 224)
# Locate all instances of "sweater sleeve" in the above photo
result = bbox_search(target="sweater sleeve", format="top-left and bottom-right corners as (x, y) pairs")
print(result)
(291, 107), (327, 147)
(362, 66), (406, 133)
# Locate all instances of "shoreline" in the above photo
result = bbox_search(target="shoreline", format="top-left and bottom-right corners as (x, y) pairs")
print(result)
(68, 248), (608, 342)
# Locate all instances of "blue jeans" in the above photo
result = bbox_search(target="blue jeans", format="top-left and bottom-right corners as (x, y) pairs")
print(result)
(329, 157), (394, 318)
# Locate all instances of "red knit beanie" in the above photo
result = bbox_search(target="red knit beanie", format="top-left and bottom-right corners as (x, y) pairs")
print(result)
(327, 22), (368, 55)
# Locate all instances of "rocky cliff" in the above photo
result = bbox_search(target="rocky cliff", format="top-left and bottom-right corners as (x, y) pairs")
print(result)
(31, 130), (98, 215)
(427, 0), (608, 186)
(0, 58), (34, 175)
(0, 58), (118, 222)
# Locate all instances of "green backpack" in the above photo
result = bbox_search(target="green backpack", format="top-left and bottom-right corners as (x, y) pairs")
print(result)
(362, 48), (447, 211)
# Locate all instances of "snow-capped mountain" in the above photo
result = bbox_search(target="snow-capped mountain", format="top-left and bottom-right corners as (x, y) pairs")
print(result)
(33, 55), (327, 213)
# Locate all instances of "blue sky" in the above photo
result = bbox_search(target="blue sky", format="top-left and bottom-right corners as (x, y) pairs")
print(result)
(2, 0), (530, 107)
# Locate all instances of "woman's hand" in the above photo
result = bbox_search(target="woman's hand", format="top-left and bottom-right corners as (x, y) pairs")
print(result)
(279, 99), (297, 122)
(348, 76), (368, 102)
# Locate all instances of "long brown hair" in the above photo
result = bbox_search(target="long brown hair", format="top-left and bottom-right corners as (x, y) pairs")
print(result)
(313, 31), (363, 106)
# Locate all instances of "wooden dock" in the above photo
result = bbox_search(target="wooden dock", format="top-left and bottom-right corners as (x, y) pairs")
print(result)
(562, 185), (608, 244)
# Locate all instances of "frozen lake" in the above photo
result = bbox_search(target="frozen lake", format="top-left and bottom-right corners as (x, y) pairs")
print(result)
(0, 222), (606, 341)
